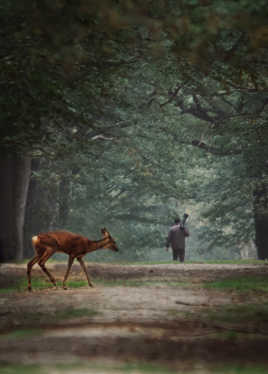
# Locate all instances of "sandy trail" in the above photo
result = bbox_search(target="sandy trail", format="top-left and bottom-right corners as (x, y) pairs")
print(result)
(0, 262), (268, 373)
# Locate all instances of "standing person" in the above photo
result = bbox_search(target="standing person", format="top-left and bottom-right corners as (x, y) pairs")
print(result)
(165, 217), (189, 262)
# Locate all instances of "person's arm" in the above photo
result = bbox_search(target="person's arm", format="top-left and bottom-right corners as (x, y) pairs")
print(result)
(165, 230), (171, 251)
(184, 227), (189, 237)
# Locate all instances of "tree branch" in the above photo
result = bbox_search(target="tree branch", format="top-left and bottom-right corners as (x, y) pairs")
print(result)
(191, 140), (242, 156)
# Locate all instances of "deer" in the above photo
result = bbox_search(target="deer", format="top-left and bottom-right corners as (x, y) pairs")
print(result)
(27, 228), (118, 291)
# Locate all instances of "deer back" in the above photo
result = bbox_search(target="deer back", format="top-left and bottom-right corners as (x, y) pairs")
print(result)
(38, 231), (89, 255)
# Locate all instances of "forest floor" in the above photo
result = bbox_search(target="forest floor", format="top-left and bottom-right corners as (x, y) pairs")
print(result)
(1, 262), (268, 373)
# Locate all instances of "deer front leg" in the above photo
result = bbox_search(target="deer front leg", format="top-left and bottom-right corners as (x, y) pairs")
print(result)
(63, 255), (75, 289)
(77, 257), (94, 287)
(27, 255), (41, 291)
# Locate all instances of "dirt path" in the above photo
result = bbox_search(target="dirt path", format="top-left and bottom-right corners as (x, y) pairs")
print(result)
(1, 262), (268, 373)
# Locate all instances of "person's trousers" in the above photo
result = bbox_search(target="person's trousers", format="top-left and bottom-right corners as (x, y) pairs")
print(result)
(172, 247), (185, 262)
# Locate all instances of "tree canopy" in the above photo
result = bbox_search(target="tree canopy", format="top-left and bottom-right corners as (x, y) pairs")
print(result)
(1, 0), (268, 261)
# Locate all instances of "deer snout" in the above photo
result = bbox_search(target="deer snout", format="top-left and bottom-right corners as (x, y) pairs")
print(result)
(112, 245), (119, 252)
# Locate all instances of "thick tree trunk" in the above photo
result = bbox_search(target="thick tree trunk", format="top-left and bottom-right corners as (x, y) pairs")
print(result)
(23, 158), (41, 258)
(253, 181), (268, 260)
(24, 161), (72, 258)
(0, 152), (31, 262)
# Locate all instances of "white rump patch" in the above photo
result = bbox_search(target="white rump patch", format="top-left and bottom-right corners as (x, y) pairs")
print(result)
(32, 235), (38, 244)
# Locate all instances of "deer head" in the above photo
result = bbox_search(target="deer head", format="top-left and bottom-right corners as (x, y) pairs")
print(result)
(101, 228), (119, 252)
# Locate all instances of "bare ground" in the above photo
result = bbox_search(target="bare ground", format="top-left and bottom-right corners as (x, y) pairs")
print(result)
(1, 262), (268, 373)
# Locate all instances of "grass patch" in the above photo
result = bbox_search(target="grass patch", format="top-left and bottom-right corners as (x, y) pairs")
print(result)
(0, 307), (99, 331)
(63, 280), (88, 288)
(216, 365), (268, 374)
(205, 275), (268, 293)
(1, 362), (268, 374)
(0, 277), (50, 293)
(0, 362), (177, 374)
(53, 307), (98, 320)
(0, 329), (43, 340)
(0, 278), (92, 293)
(202, 302), (268, 325)
(0, 364), (44, 374)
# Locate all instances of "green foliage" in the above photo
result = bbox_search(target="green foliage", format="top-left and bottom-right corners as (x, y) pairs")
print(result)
(2, 0), (268, 261)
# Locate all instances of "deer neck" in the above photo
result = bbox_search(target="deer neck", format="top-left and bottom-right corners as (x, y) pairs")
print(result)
(87, 237), (110, 253)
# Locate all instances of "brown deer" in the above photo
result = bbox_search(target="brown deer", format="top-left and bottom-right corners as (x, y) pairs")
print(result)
(27, 228), (118, 291)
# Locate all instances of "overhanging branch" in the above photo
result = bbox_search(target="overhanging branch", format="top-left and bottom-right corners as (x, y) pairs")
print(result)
(191, 140), (242, 156)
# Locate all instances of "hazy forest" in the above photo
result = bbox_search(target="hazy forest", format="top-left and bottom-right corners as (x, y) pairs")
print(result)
(0, 1), (268, 373)
(1, 0), (268, 263)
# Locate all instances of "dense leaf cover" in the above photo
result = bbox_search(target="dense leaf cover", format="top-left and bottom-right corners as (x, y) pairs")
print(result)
(1, 0), (268, 260)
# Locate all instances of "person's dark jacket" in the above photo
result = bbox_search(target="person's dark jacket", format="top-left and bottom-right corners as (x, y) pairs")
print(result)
(166, 224), (189, 250)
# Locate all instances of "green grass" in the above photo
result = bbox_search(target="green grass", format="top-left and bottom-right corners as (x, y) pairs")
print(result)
(0, 307), (99, 333)
(0, 277), (55, 293)
(53, 307), (98, 320)
(0, 329), (43, 340)
(63, 279), (88, 288)
(0, 277), (193, 293)
(205, 275), (268, 293)
(0, 278), (93, 293)
(0, 364), (44, 374)
(216, 366), (268, 374)
(0, 362), (175, 374)
(1, 363), (268, 374)
(201, 302), (268, 325)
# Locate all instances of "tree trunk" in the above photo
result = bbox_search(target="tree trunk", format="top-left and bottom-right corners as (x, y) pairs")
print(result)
(23, 158), (41, 258)
(0, 152), (31, 262)
(253, 181), (268, 260)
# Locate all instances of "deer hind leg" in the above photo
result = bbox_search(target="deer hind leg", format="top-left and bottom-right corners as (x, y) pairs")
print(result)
(27, 255), (41, 291)
(38, 247), (57, 288)
(27, 236), (44, 291)
(63, 255), (75, 290)
(77, 257), (93, 287)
